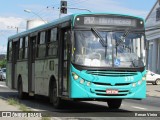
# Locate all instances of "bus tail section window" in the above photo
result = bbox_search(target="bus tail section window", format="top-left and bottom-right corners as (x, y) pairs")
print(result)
(8, 41), (12, 61)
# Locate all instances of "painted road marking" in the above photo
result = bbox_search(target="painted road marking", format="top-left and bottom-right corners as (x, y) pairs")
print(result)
(132, 106), (147, 110)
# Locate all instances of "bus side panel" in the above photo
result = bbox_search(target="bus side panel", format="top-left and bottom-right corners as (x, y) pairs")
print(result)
(43, 58), (59, 96)
(16, 61), (28, 92)
(35, 60), (44, 95)
(34, 58), (58, 96)
(6, 62), (12, 88)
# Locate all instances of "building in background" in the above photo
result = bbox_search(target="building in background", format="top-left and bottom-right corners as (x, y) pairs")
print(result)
(146, 0), (160, 73)
(26, 19), (47, 30)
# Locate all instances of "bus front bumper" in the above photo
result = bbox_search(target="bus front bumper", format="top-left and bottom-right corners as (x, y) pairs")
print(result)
(70, 78), (146, 99)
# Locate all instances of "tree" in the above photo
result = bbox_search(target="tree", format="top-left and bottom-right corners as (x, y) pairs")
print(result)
(0, 59), (7, 68)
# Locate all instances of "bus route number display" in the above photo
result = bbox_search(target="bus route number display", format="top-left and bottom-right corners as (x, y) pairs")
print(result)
(84, 17), (136, 27)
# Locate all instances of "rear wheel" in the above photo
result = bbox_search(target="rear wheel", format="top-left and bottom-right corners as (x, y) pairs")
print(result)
(155, 79), (160, 85)
(107, 99), (122, 109)
(18, 78), (27, 99)
(50, 81), (63, 108)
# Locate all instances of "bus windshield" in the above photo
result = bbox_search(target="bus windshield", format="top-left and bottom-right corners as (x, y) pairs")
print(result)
(73, 30), (145, 68)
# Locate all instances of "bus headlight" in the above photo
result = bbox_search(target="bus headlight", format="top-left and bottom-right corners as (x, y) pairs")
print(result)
(138, 80), (142, 85)
(72, 72), (79, 80)
(142, 76), (146, 81)
(80, 79), (85, 84)
(132, 83), (136, 87)
(87, 82), (91, 86)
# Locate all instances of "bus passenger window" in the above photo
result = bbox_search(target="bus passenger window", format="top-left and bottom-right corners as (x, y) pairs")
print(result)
(51, 28), (57, 42)
(38, 32), (46, 58)
(19, 38), (24, 60)
(47, 28), (58, 56)
(24, 36), (28, 59)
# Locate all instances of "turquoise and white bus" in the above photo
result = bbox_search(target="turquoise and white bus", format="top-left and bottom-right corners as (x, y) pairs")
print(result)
(7, 13), (146, 109)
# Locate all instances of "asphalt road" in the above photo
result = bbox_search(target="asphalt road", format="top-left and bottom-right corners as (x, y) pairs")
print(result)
(0, 81), (160, 119)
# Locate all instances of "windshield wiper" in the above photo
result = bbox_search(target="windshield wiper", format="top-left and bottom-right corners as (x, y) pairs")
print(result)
(116, 30), (130, 47)
(91, 28), (107, 47)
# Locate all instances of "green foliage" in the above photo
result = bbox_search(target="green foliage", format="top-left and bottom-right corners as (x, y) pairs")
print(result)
(7, 98), (31, 112)
(7, 98), (19, 106)
(0, 59), (7, 68)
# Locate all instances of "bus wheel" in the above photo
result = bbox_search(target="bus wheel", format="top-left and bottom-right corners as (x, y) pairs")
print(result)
(107, 99), (122, 109)
(51, 82), (62, 108)
(18, 78), (27, 99)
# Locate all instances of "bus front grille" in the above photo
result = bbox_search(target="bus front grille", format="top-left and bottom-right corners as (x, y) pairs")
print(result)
(86, 70), (137, 77)
(93, 82), (131, 86)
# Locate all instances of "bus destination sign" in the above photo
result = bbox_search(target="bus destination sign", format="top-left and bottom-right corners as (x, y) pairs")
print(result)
(84, 17), (136, 27)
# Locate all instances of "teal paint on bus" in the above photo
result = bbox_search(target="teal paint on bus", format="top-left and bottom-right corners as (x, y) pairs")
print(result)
(70, 64), (146, 99)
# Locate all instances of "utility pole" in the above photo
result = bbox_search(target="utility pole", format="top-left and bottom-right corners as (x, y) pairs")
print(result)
(59, 0), (61, 18)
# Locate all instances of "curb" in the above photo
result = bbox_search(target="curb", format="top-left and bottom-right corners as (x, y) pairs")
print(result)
(147, 94), (160, 98)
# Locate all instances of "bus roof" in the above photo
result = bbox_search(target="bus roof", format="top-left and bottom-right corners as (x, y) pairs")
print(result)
(8, 12), (144, 41)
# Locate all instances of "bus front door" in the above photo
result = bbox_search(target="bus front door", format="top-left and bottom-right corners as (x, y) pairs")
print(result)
(59, 28), (71, 96)
(28, 36), (36, 95)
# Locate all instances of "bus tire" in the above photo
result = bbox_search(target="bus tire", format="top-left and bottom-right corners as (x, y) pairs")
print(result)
(51, 81), (63, 109)
(107, 99), (122, 109)
(18, 77), (27, 99)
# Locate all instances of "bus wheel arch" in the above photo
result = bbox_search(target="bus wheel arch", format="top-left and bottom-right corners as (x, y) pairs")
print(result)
(49, 75), (56, 103)
(49, 75), (62, 108)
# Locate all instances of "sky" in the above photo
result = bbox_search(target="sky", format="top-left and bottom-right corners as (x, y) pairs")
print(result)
(0, 0), (157, 54)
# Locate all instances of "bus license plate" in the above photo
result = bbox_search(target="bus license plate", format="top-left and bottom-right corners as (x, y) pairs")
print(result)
(106, 89), (118, 94)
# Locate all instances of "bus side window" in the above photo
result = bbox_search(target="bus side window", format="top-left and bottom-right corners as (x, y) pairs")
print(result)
(19, 38), (24, 60)
(24, 36), (28, 59)
(8, 41), (12, 61)
(47, 28), (58, 56)
(37, 31), (46, 58)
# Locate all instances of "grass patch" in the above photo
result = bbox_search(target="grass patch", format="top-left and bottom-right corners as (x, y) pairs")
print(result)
(19, 103), (31, 112)
(7, 98), (50, 120)
(41, 113), (51, 120)
(7, 98), (19, 106)
(7, 98), (31, 112)
(41, 117), (51, 120)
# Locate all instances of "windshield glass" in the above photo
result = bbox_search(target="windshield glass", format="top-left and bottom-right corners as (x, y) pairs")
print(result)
(73, 30), (145, 68)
